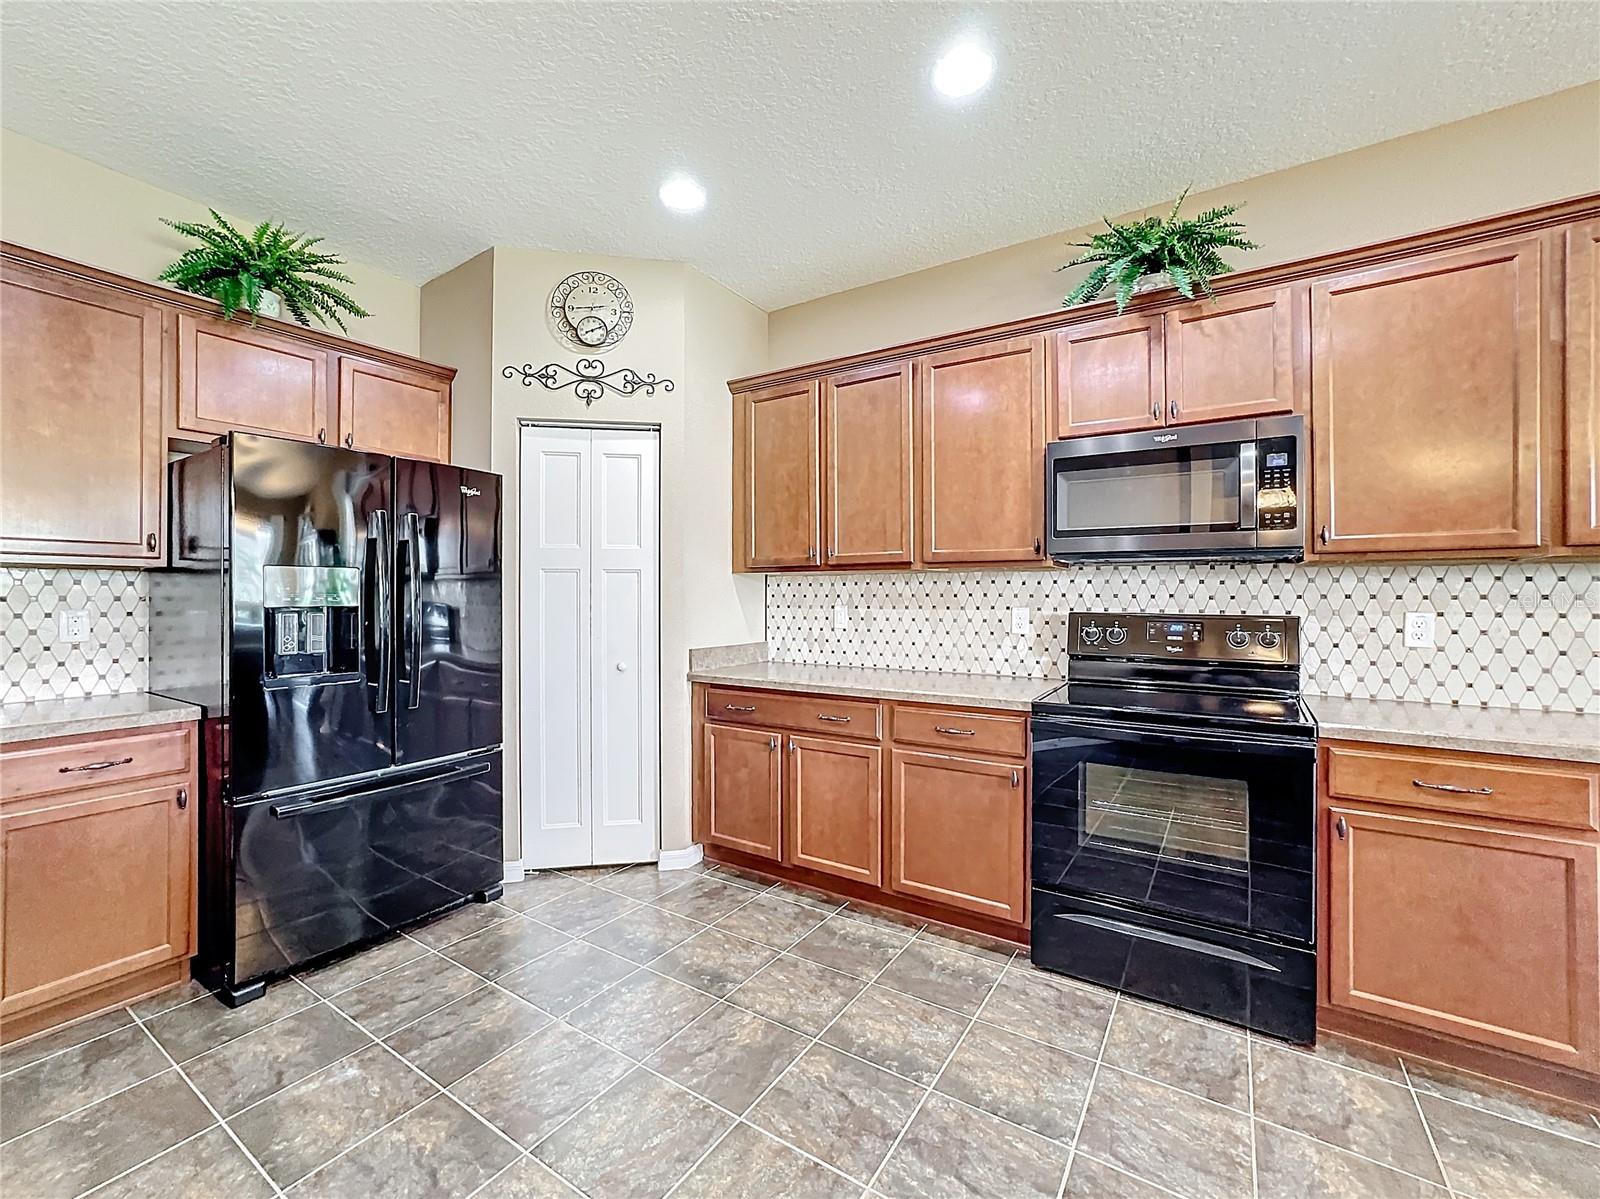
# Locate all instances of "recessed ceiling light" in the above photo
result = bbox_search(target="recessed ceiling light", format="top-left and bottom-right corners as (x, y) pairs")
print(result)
(932, 40), (994, 100)
(658, 174), (707, 214)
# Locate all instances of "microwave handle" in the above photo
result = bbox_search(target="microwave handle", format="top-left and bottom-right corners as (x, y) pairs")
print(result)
(1239, 440), (1259, 530)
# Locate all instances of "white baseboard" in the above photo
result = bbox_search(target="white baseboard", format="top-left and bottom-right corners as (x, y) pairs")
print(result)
(657, 845), (704, 872)
(501, 859), (525, 885)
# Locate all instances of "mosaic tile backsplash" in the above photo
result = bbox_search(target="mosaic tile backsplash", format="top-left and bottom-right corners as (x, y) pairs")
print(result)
(0, 568), (150, 705)
(766, 563), (1599, 714)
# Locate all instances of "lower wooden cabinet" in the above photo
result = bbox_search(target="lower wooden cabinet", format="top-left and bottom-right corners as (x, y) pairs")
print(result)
(888, 749), (1027, 924)
(701, 722), (782, 860)
(784, 735), (881, 886)
(0, 723), (197, 1039)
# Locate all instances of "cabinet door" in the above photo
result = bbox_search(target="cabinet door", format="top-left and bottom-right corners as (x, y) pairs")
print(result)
(176, 313), (330, 443)
(1311, 238), (1544, 554)
(702, 723), (782, 860)
(1566, 219), (1600, 547)
(1164, 286), (1296, 425)
(1326, 805), (1598, 1073)
(919, 336), (1045, 564)
(339, 356), (451, 462)
(1052, 314), (1163, 438)
(888, 750), (1025, 923)
(0, 263), (165, 563)
(784, 735), (881, 886)
(822, 362), (913, 566)
(734, 380), (819, 569)
(0, 782), (194, 1017)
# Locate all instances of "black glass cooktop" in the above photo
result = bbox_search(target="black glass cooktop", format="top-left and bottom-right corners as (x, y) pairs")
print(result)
(1034, 679), (1317, 736)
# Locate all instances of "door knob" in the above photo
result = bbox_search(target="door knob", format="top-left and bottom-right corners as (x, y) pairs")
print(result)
(615, 662), (627, 672)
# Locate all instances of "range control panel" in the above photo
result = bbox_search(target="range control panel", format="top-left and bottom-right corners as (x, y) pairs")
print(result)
(1068, 612), (1299, 666)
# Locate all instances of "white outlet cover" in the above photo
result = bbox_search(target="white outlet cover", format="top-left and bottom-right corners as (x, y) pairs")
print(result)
(1404, 610), (1436, 648)
(56, 608), (90, 643)
(1011, 607), (1030, 636)
(833, 602), (848, 631)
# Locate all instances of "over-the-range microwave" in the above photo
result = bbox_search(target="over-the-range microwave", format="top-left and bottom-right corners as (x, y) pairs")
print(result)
(1044, 414), (1304, 562)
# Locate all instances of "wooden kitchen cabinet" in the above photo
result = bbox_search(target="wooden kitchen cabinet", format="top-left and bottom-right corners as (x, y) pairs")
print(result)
(1163, 286), (1296, 425)
(1052, 314), (1164, 438)
(1325, 803), (1598, 1074)
(1565, 219), (1600, 547)
(888, 749), (1026, 923)
(784, 734), (882, 886)
(701, 722), (782, 861)
(175, 312), (331, 444)
(1310, 237), (1545, 555)
(734, 379), (820, 569)
(918, 335), (1045, 564)
(0, 261), (165, 564)
(822, 361), (914, 566)
(0, 724), (197, 1041)
(338, 355), (451, 462)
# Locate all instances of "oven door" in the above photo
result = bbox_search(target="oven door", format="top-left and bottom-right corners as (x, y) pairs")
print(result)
(1045, 420), (1257, 559)
(1031, 715), (1315, 945)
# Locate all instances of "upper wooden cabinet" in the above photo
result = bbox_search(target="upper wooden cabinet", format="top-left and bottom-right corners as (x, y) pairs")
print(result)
(734, 379), (820, 569)
(1053, 314), (1164, 438)
(0, 261), (165, 564)
(919, 335), (1045, 564)
(822, 361), (914, 566)
(1164, 286), (1296, 425)
(175, 312), (331, 444)
(1311, 237), (1545, 556)
(338, 356), (451, 462)
(1566, 219), (1600, 547)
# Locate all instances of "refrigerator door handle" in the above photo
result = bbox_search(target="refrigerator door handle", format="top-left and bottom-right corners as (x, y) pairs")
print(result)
(368, 509), (393, 714)
(403, 511), (424, 711)
(268, 759), (492, 819)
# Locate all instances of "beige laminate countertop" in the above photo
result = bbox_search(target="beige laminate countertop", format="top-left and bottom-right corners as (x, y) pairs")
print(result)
(1310, 695), (1600, 764)
(688, 660), (1062, 712)
(0, 692), (202, 747)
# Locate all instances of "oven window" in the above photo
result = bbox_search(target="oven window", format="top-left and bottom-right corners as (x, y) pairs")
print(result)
(1081, 764), (1248, 867)
(1055, 445), (1241, 536)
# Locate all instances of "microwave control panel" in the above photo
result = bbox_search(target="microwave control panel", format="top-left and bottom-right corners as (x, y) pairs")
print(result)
(1069, 612), (1298, 666)
(1255, 436), (1299, 530)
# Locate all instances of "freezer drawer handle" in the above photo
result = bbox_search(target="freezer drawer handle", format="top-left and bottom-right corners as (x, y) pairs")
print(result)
(1055, 913), (1282, 973)
(268, 761), (492, 819)
(58, 756), (133, 773)
(1412, 779), (1494, 797)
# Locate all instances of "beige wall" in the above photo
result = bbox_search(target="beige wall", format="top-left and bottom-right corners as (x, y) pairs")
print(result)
(1, 129), (422, 355)
(420, 250), (495, 468)
(768, 83), (1600, 367)
(423, 250), (766, 862)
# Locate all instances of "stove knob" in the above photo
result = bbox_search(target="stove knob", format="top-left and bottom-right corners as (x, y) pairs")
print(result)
(1226, 627), (1251, 650)
(1257, 629), (1282, 650)
(1105, 625), (1128, 646)
(1080, 624), (1102, 646)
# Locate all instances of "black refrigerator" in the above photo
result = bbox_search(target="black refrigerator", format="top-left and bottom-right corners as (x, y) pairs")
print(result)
(149, 432), (504, 1004)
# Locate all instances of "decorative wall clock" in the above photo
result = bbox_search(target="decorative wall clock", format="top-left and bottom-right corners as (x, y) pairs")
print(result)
(549, 271), (633, 350)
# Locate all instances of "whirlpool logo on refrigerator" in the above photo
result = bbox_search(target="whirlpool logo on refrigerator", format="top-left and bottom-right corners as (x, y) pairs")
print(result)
(460, 486), (481, 496)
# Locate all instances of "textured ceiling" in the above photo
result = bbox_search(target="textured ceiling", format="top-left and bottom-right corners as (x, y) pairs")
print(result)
(2, 2), (1596, 309)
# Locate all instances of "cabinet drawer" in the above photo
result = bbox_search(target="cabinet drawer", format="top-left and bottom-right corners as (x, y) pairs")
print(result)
(1325, 743), (1599, 832)
(1, 726), (194, 804)
(892, 705), (1026, 759)
(704, 688), (882, 740)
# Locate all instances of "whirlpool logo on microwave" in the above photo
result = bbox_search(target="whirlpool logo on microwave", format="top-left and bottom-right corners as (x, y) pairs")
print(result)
(1152, 433), (1179, 444)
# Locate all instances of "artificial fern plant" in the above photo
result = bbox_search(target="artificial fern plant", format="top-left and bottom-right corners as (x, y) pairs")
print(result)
(157, 210), (370, 331)
(1060, 189), (1259, 312)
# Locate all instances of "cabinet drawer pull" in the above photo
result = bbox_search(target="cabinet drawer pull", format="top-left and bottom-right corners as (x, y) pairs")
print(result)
(1335, 815), (1347, 840)
(1011, 769), (1020, 788)
(58, 756), (133, 773)
(724, 704), (757, 713)
(1412, 779), (1494, 796)
(933, 726), (975, 737)
(816, 714), (851, 723)
(177, 787), (189, 810)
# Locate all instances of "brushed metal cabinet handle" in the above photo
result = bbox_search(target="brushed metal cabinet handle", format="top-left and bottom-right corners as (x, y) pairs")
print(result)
(344, 432), (354, 448)
(317, 427), (327, 444)
(817, 714), (851, 723)
(1168, 398), (1178, 420)
(934, 726), (975, 736)
(1335, 815), (1348, 840)
(59, 756), (133, 773)
(768, 735), (778, 751)
(788, 737), (796, 755)
(724, 704), (756, 713)
(1413, 779), (1494, 796)
(177, 787), (189, 810)
(1011, 769), (1020, 788)
(1150, 400), (1159, 420)
(1319, 525), (1329, 546)
(145, 532), (158, 551)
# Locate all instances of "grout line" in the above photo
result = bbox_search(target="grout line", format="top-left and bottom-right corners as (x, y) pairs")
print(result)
(1401, 1079), (1600, 1150)
(1246, 1028), (1259, 1199)
(1251, 1117), (1463, 1194)
(1067, 1149), (1193, 1199)
(1, 1053), (178, 1150)
(74, 1123), (221, 1198)
(125, 1006), (284, 1198)
(1402, 1057), (1457, 1197)
(0, 1008), (144, 1078)
(1056, 991), (1119, 1199)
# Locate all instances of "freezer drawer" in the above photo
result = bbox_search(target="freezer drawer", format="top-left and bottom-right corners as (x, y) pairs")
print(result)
(215, 751), (503, 996)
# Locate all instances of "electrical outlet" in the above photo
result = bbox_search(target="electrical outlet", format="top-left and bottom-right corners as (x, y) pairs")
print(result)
(1404, 611), (1436, 648)
(1011, 606), (1030, 636)
(56, 609), (90, 643)
(833, 602), (848, 632)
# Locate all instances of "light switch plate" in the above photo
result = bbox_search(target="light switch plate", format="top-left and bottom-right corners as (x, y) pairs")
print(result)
(833, 603), (848, 631)
(1011, 607), (1030, 636)
(1404, 611), (1436, 648)
(56, 609), (90, 643)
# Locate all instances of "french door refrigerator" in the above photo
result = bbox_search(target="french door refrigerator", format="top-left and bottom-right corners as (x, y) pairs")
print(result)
(149, 432), (503, 1004)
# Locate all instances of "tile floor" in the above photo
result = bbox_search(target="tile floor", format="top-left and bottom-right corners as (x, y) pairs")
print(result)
(2, 861), (1597, 1199)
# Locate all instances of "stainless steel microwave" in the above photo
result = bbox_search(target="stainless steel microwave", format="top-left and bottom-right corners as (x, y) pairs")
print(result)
(1044, 415), (1304, 562)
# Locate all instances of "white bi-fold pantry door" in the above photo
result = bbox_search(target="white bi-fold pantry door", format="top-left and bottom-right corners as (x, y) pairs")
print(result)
(520, 425), (660, 868)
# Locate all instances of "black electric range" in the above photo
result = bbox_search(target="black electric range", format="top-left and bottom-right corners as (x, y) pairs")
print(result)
(1030, 612), (1319, 1044)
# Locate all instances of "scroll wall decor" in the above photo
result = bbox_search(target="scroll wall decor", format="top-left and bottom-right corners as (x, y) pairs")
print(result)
(501, 358), (675, 406)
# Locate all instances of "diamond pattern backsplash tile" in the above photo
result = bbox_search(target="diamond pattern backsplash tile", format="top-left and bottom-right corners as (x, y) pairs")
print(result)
(767, 562), (1599, 714)
(0, 568), (149, 705)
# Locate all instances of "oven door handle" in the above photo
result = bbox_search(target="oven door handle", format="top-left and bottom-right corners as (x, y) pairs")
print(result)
(1032, 715), (1314, 755)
